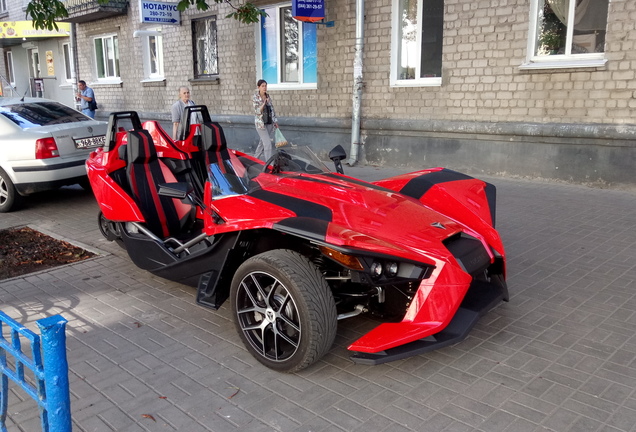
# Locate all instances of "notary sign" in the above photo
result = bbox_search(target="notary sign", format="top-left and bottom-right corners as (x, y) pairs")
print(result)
(139, 0), (180, 25)
(292, 0), (325, 23)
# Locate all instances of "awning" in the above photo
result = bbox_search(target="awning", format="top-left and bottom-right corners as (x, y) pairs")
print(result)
(0, 21), (71, 47)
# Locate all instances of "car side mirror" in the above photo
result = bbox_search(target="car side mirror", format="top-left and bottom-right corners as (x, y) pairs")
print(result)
(329, 145), (346, 174)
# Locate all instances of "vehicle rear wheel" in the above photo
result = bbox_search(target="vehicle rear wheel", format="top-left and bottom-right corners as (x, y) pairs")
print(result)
(0, 168), (23, 213)
(97, 212), (126, 249)
(230, 249), (337, 373)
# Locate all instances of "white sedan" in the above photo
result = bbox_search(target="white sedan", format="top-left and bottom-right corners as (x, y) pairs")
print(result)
(0, 97), (107, 212)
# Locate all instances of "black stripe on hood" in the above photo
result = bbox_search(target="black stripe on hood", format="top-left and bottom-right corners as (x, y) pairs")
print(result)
(250, 189), (333, 221)
(400, 169), (473, 200)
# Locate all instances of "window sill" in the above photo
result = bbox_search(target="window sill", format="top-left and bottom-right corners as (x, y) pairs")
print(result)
(519, 58), (607, 70)
(266, 83), (318, 91)
(190, 77), (220, 85)
(91, 79), (123, 87)
(141, 78), (166, 87)
(390, 78), (442, 88)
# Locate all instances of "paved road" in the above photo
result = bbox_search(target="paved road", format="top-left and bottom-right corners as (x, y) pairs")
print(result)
(1, 168), (635, 432)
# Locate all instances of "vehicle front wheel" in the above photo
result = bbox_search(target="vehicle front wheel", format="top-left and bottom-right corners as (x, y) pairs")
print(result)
(230, 249), (337, 373)
(0, 168), (23, 213)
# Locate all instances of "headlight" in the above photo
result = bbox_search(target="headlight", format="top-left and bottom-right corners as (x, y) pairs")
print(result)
(385, 262), (398, 277)
(370, 261), (383, 278)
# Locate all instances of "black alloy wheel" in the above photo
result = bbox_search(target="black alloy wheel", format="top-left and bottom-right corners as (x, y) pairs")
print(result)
(230, 249), (337, 373)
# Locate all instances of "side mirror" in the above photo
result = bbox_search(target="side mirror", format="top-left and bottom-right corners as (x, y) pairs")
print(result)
(328, 145), (347, 174)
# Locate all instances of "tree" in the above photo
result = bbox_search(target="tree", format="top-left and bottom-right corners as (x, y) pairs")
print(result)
(26, 0), (264, 30)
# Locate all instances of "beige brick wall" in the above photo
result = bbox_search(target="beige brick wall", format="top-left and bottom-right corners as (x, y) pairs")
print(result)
(6, 0), (635, 127)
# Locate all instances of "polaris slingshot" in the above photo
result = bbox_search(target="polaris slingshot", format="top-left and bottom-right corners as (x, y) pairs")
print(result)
(86, 107), (508, 373)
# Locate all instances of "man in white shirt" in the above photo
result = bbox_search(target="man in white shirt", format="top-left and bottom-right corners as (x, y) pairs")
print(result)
(171, 86), (199, 140)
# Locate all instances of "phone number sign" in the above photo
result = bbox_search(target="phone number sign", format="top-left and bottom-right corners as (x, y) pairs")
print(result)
(139, 0), (180, 25)
(292, 0), (325, 23)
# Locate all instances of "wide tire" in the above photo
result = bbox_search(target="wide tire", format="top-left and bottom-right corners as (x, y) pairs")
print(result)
(97, 212), (126, 249)
(0, 168), (23, 213)
(230, 249), (337, 373)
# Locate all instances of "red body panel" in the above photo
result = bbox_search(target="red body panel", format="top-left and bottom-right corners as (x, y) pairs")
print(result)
(87, 150), (145, 222)
(87, 120), (507, 357)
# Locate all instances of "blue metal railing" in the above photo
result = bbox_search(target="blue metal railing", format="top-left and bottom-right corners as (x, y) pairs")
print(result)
(0, 312), (71, 432)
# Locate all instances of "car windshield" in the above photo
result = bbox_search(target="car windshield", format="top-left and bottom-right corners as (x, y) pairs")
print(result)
(264, 145), (330, 175)
(208, 155), (251, 199)
(208, 146), (330, 199)
(0, 102), (90, 129)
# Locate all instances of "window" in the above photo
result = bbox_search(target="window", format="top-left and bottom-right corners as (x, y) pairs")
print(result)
(0, 0), (7, 13)
(524, 0), (608, 68)
(257, 4), (317, 89)
(142, 31), (164, 80)
(94, 35), (120, 80)
(5, 51), (15, 85)
(62, 43), (73, 82)
(192, 16), (218, 79)
(391, 0), (444, 87)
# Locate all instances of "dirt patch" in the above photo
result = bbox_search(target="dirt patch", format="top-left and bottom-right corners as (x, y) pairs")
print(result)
(0, 226), (95, 280)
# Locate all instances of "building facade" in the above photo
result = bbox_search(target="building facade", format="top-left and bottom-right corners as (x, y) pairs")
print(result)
(3, 0), (636, 187)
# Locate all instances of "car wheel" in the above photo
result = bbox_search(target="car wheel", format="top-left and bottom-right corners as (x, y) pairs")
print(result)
(230, 249), (337, 373)
(0, 168), (23, 213)
(97, 212), (126, 249)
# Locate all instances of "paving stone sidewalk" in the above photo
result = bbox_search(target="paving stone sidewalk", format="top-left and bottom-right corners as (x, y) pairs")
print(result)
(1, 169), (635, 432)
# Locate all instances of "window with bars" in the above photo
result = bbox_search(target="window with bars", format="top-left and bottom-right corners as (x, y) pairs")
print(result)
(192, 16), (218, 79)
(94, 34), (120, 79)
(258, 4), (317, 89)
(391, 0), (444, 87)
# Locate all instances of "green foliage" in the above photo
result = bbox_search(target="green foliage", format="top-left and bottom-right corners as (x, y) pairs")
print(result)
(27, 0), (263, 30)
(26, 0), (69, 31)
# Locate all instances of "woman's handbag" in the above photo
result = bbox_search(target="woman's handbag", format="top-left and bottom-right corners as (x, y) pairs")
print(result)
(275, 128), (288, 148)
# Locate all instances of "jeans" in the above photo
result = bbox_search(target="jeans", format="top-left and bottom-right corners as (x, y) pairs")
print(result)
(82, 109), (95, 119)
(254, 124), (275, 161)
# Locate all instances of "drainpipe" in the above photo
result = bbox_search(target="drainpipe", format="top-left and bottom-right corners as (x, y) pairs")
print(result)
(348, 0), (364, 166)
(70, 23), (80, 111)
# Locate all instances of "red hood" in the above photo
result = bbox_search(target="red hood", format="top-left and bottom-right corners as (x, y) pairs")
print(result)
(253, 173), (468, 263)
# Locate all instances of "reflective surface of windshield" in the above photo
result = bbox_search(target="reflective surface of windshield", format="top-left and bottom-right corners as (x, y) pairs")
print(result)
(266, 146), (330, 175)
(0, 102), (89, 129)
(208, 146), (331, 199)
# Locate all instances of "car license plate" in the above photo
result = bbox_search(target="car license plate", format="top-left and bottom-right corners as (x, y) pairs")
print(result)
(74, 135), (105, 149)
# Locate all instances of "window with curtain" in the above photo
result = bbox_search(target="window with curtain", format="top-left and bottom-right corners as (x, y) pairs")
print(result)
(62, 43), (72, 83)
(391, 0), (444, 87)
(6, 51), (15, 84)
(142, 31), (164, 80)
(531, 0), (608, 59)
(257, 4), (317, 89)
(94, 35), (120, 79)
(192, 16), (218, 79)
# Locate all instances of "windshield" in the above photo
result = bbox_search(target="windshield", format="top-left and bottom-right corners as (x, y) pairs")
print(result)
(208, 146), (331, 199)
(265, 145), (330, 175)
(208, 154), (251, 199)
(0, 102), (90, 129)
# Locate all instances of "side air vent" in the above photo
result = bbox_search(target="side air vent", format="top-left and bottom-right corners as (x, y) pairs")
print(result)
(443, 233), (491, 275)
